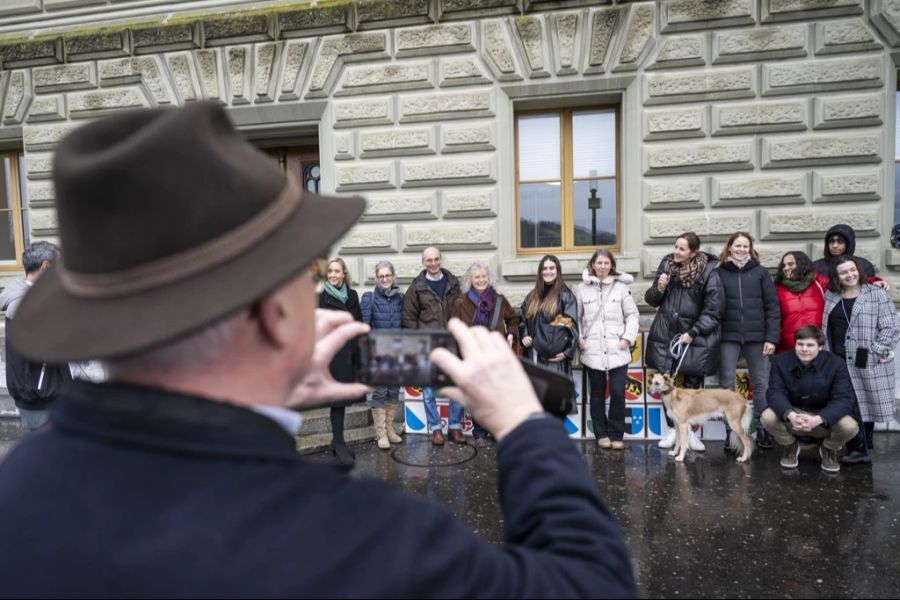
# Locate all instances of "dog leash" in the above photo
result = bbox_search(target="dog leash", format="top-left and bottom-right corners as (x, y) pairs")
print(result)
(669, 335), (692, 379)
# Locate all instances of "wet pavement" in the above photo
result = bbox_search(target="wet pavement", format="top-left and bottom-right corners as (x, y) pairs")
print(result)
(3, 421), (899, 598)
(319, 433), (900, 599)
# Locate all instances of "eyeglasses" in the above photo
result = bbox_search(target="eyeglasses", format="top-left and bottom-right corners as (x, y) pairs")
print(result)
(376, 273), (394, 280)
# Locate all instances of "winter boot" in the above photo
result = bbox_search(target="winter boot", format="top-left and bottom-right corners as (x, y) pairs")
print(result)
(384, 404), (403, 444)
(371, 408), (390, 450)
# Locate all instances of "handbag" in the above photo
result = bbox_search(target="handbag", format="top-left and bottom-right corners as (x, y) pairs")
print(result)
(534, 314), (575, 359)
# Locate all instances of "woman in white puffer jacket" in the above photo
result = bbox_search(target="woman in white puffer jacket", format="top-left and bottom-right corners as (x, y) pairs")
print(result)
(576, 249), (640, 450)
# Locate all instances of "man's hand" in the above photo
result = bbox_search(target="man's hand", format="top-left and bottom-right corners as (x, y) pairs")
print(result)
(286, 310), (372, 409)
(788, 411), (822, 433)
(431, 319), (542, 442)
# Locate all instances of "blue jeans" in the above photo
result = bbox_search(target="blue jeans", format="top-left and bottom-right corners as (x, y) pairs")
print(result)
(423, 386), (464, 432)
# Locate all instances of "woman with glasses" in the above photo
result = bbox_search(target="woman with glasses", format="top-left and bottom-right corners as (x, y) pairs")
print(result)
(360, 261), (405, 450)
(319, 257), (364, 467)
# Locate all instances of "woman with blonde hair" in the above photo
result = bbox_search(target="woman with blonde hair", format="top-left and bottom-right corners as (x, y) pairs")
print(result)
(318, 257), (364, 467)
(575, 249), (639, 450)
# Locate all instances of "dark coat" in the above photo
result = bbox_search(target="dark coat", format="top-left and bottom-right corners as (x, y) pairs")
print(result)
(4, 320), (72, 410)
(644, 253), (724, 377)
(519, 286), (579, 375)
(813, 223), (877, 279)
(319, 288), (362, 384)
(401, 269), (461, 329)
(360, 285), (403, 330)
(714, 259), (781, 345)
(767, 349), (856, 427)
(0, 381), (638, 598)
(450, 288), (519, 340)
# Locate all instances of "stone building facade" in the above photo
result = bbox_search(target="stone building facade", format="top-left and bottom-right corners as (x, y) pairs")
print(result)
(1, 0), (900, 309)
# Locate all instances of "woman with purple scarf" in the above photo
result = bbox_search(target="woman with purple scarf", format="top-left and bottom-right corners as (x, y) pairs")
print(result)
(451, 261), (519, 446)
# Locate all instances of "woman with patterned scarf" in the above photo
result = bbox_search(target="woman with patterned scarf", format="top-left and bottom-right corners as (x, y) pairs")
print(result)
(451, 261), (519, 446)
(645, 231), (725, 453)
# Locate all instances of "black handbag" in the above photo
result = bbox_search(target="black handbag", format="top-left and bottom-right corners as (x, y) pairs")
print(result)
(534, 318), (574, 359)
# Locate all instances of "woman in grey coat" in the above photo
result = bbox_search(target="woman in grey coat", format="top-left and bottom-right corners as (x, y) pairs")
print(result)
(823, 255), (900, 459)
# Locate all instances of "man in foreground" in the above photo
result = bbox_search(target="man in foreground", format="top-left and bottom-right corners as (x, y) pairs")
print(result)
(0, 102), (636, 597)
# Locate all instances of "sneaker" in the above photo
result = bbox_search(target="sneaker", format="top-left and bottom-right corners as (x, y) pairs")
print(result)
(610, 440), (625, 450)
(597, 437), (612, 449)
(688, 429), (705, 452)
(658, 429), (677, 449)
(840, 449), (872, 464)
(780, 441), (800, 469)
(819, 445), (840, 473)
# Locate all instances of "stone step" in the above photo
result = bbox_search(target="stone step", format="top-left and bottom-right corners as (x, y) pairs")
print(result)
(294, 404), (405, 454)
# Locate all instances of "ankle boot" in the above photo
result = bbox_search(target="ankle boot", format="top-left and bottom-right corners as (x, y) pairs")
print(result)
(384, 404), (403, 444)
(864, 422), (875, 449)
(330, 441), (355, 468)
(371, 408), (390, 450)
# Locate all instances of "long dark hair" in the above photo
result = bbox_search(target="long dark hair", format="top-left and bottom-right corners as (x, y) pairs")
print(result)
(587, 248), (620, 278)
(773, 251), (814, 285)
(525, 254), (564, 320)
(828, 255), (868, 293)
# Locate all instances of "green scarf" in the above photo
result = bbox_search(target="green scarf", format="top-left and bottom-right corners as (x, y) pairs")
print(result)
(324, 281), (349, 304)
(780, 271), (814, 293)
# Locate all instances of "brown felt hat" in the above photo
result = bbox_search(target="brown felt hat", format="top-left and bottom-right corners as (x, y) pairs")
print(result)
(10, 102), (365, 362)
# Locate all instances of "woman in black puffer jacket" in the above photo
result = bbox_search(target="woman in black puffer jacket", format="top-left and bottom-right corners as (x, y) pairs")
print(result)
(645, 231), (724, 451)
(715, 232), (780, 449)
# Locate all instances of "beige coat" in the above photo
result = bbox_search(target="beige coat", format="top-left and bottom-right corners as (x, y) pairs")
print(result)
(575, 270), (639, 371)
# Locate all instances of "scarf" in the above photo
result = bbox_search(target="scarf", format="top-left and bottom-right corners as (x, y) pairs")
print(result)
(467, 287), (495, 327)
(729, 256), (750, 269)
(780, 271), (815, 293)
(377, 284), (400, 298)
(665, 252), (709, 288)
(324, 281), (348, 304)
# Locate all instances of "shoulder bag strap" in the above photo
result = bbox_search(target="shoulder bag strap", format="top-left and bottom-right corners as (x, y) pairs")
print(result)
(489, 296), (504, 331)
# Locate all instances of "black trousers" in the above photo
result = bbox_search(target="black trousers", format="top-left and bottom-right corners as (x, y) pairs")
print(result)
(587, 365), (629, 441)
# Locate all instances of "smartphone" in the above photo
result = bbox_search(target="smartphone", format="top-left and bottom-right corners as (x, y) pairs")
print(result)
(855, 347), (869, 369)
(352, 329), (575, 417)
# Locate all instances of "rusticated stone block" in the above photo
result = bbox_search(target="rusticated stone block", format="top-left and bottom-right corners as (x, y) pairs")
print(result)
(400, 156), (496, 187)
(334, 98), (394, 128)
(194, 49), (223, 102)
(396, 24), (475, 57)
(713, 24), (808, 63)
(587, 8), (622, 71)
(0, 39), (62, 68)
(359, 127), (436, 157)
(643, 106), (707, 141)
(26, 182), (55, 207)
(335, 162), (397, 191)
(644, 68), (756, 105)
(644, 211), (755, 243)
(279, 41), (309, 99)
(441, 123), (495, 153)
(761, 208), (876, 240)
(358, 0), (432, 29)
(647, 35), (706, 70)
(29, 209), (58, 236)
(99, 57), (172, 104)
(762, 56), (882, 96)
(33, 63), (96, 93)
(439, 57), (490, 87)
(254, 43), (280, 103)
(167, 53), (199, 103)
(0, 1), (41, 17)
(551, 12), (579, 75)
(712, 100), (808, 136)
(440, 0), (517, 18)
(360, 192), (438, 222)
(133, 24), (200, 54)
(202, 14), (274, 46)
(278, 5), (351, 37)
(814, 95), (882, 130)
(68, 87), (149, 118)
(442, 188), (498, 217)
(870, 0), (900, 48)
(761, 134), (880, 168)
(399, 90), (494, 123)
(762, 0), (863, 23)
(482, 20), (521, 81)
(23, 123), (80, 152)
(712, 174), (808, 206)
(337, 62), (433, 96)
(642, 178), (707, 209)
(226, 46), (251, 105)
(3, 71), (30, 125)
(26, 95), (65, 123)
(334, 133), (355, 161)
(24, 153), (53, 180)
(815, 19), (881, 54)
(307, 32), (388, 97)
(644, 142), (754, 175)
(338, 225), (399, 254)
(403, 222), (498, 250)
(64, 31), (130, 61)
(662, 0), (755, 32)
(813, 170), (881, 203)
(614, 3), (655, 72)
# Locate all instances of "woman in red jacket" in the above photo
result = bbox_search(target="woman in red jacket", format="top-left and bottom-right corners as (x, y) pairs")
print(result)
(774, 251), (830, 354)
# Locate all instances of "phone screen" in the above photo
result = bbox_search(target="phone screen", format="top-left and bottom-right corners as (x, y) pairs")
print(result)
(354, 329), (458, 387)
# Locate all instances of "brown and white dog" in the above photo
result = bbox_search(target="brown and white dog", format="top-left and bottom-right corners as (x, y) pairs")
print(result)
(648, 373), (753, 463)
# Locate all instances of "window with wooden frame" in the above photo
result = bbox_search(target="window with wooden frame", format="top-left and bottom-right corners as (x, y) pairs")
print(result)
(265, 147), (321, 194)
(515, 106), (619, 253)
(0, 151), (28, 270)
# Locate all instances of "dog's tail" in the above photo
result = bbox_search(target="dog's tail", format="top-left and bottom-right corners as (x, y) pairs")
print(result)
(727, 402), (753, 454)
